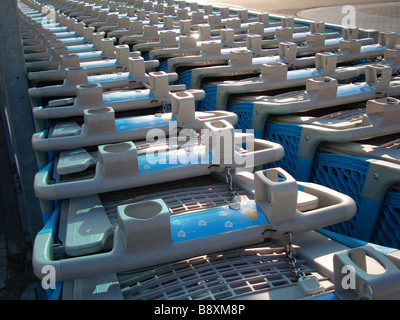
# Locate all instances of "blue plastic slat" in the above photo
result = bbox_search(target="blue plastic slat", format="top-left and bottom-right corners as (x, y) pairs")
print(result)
(310, 153), (375, 240)
(170, 201), (267, 243)
(228, 102), (254, 130)
(198, 85), (218, 111)
(177, 69), (192, 89)
(263, 123), (302, 177)
(371, 191), (400, 249)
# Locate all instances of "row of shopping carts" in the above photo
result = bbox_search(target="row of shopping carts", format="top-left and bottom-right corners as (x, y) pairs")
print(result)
(17, 0), (400, 300)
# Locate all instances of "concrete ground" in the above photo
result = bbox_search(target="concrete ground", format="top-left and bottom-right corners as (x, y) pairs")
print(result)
(0, 0), (399, 300)
(297, 2), (400, 37)
(199, 0), (400, 19)
(0, 114), (42, 300)
(200, 0), (400, 43)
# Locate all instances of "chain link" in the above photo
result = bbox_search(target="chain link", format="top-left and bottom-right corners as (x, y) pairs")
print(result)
(284, 232), (306, 280)
(225, 167), (240, 200)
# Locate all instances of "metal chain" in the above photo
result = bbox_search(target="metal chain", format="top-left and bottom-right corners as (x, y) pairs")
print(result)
(225, 167), (240, 200)
(139, 81), (150, 89)
(284, 232), (306, 280)
(199, 132), (205, 146)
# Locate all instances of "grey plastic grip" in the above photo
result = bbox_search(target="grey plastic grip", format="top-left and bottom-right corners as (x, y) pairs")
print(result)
(255, 168), (357, 237)
(31, 93), (237, 154)
(252, 65), (400, 132)
(255, 167), (298, 223)
(32, 166), (357, 281)
(33, 120), (285, 200)
(333, 246), (400, 300)
(214, 54), (360, 109)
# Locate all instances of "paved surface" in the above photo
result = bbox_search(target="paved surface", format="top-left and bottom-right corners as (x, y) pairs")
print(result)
(0, 1), (398, 300)
(200, 0), (400, 43)
(297, 2), (400, 35)
(199, 0), (399, 18)
(0, 115), (43, 300)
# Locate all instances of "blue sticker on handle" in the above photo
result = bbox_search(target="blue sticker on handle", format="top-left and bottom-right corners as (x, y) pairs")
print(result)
(103, 89), (152, 103)
(81, 59), (120, 69)
(337, 83), (376, 97)
(88, 72), (133, 83)
(170, 201), (269, 243)
(68, 44), (95, 52)
(60, 37), (85, 44)
(137, 145), (211, 172)
(55, 31), (76, 38)
(76, 51), (104, 60)
(115, 114), (173, 131)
